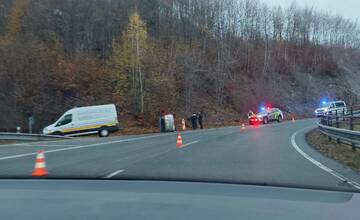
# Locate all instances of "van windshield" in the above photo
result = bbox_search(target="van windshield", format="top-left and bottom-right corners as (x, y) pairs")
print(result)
(56, 114), (72, 127)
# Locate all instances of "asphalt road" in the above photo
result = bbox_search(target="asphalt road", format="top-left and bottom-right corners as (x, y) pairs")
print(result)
(1, 119), (360, 191)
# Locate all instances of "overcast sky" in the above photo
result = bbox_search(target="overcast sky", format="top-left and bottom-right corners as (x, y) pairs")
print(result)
(260, 0), (359, 21)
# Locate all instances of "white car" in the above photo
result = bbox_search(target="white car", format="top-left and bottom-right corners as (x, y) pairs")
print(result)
(314, 106), (328, 117)
(314, 101), (347, 117)
(43, 104), (119, 137)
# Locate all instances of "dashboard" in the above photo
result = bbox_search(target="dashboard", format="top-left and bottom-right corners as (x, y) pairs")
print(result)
(0, 179), (358, 220)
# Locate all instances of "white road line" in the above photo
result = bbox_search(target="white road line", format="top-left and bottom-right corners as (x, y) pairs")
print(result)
(178, 140), (199, 148)
(115, 140), (200, 164)
(119, 140), (200, 164)
(104, 169), (125, 179)
(0, 152), (37, 160)
(103, 140), (200, 178)
(32, 144), (77, 147)
(0, 133), (176, 161)
(291, 127), (360, 190)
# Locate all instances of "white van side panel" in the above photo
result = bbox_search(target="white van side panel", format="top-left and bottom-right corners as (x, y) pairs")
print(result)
(57, 105), (118, 134)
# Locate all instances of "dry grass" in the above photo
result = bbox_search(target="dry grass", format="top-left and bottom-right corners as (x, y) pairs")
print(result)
(337, 122), (360, 131)
(0, 140), (34, 145)
(111, 115), (303, 137)
(306, 129), (360, 173)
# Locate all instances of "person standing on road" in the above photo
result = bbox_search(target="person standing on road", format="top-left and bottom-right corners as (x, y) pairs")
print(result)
(190, 113), (198, 130)
(198, 112), (203, 129)
(181, 118), (186, 131)
(274, 110), (281, 122)
(248, 110), (254, 118)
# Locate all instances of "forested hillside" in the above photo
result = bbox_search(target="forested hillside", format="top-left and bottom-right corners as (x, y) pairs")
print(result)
(1, 0), (360, 132)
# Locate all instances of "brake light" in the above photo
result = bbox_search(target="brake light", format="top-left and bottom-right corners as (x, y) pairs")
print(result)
(251, 117), (259, 122)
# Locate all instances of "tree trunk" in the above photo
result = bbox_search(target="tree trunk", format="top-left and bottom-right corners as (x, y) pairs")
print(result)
(136, 32), (144, 113)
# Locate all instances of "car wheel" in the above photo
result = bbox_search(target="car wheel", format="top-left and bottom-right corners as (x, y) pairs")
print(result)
(263, 117), (268, 124)
(99, 128), (110, 137)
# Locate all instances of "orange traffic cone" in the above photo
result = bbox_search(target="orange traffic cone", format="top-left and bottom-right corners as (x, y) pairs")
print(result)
(32, 150), (48, 177)
(176, 134), (183, 148)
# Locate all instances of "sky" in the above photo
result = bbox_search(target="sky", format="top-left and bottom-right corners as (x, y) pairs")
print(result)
(260, 0), (359, 21)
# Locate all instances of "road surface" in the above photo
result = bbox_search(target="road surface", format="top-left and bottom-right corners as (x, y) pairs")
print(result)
(0, 119), (360, 191)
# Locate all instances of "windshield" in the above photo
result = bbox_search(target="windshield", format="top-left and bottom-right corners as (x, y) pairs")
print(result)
(1, 0), (360, 194)
(335, 102), (345, 108)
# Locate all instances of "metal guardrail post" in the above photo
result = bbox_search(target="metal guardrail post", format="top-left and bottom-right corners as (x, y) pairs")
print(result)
(318, 105), (360, 151)
(336, 110), (339, 128)
(350, 107), (354, 131)
(350, 107), (355, 150)
(326, 115), (332, 141)
(328, 114), (332, 127)
(326, 115), (329, 126)
(335, 110), (340, 144)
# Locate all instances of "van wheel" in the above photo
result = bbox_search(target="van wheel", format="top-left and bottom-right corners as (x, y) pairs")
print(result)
(263, 117), (269, 124)
(99, 128), (109, 137)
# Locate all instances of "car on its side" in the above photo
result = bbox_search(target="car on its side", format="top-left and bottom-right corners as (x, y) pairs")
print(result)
(249, 108), (284, 125)
(43, 104), (119, 137)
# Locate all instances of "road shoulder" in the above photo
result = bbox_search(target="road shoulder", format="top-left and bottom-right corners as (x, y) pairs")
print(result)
(307, 129), (360, 173)
(292, 126), (360, 190)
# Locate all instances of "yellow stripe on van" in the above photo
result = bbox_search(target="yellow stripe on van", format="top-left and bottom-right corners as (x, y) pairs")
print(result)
(61, 123), (118, 133)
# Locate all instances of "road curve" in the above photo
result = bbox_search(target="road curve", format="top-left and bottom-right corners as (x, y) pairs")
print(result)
(0, 119), (359, 191)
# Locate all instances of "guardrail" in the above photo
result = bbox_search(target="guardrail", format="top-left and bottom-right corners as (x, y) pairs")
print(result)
(0, 133), (71, 142)
(318, 105), (360, 151)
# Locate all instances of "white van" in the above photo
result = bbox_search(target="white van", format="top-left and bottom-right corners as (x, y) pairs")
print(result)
(43, 104), (119, 137)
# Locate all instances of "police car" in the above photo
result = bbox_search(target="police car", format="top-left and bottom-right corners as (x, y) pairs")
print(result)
(249, 108), (284, 125)
(314, 101), (347, 117)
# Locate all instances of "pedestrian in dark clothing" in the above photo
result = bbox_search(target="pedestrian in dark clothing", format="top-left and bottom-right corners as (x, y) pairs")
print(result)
(190, 113), (198, 129)
(198, 112), (203, 129)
